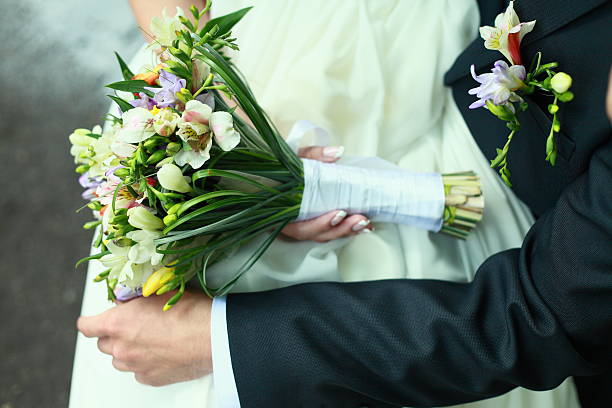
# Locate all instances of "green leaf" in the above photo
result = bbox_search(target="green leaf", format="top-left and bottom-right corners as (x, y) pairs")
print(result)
(75, 251), (110, 268)
(178, 190), (251, 216)
(192, 169), (281, 195)
(114, 52), (134, 80)
(200, 7), (252, 37)
(107, 95), (134, 112)
(106, 80), (154, 96)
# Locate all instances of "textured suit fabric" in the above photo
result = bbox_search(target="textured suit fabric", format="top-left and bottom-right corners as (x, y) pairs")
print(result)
(226, 0), (612, 406)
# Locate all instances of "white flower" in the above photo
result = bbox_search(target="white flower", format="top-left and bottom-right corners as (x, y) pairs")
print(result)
(157, 163), (193, 193)
(88, 132), (118, 177)
(126, 229), (164, 265)
(210, 111), (241, 151)
(127, 206), (164, 230)
(182, 100), (212, 125)
(154, 108), (180, 136)
(174, 140), (212, 169)
(100, 239), (150, 287)
(69, 126), (100, 164)
(174, 100), (214, 169)
(116, 107), (156, 144)
(111, 140), (138, 158)
(479, 1), (536, 65)
(149, 7), (184, 48)
(100, 240), (135, 282)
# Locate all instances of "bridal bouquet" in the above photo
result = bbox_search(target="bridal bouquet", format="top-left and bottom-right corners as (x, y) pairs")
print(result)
(70, 2), (484, 310)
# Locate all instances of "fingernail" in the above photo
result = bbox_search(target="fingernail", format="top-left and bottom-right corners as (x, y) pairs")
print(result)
(323, 146), (345, 159)
(330, 210), (347, 226)
(352, 219), (370, 232)
(358, 228), (372, 235)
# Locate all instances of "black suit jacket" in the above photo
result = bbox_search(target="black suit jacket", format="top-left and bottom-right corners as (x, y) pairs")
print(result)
(225, 1), (612, 407)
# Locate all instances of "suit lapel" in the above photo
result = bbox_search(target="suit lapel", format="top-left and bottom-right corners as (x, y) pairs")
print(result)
(444, 0), (608, 85)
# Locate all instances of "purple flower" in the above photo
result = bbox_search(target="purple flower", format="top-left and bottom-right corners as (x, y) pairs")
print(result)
(145, 70), (186, 108)
(114, 284), (143, 301)
(129, 92), (157, 110)
(468, 60), (526, 109)
(79, 172), (103, 200)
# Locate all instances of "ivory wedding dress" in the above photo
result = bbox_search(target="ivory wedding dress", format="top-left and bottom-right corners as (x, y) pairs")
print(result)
(69, 1), (579, 407)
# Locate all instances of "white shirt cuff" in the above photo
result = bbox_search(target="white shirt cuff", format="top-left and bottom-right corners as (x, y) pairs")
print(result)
(211, 296), (241, 408)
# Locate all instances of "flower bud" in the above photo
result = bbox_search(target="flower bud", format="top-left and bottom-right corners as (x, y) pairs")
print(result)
(127, 206), (164, 230)
(142, 267), (176, 297)
(132, 71), (160, 86)
(163, 290), (184, 311)
(485, 100), (514, 121)
(87, 201), (103, 211)
(166, 142), (182, 155)
(157, 163), (193, 193)
(146, 150), (167, 165)
(156, 157), (175, 168)
(176, 87), (194, 104)
(167, 202), (183, 215)
(143, 136), (163, 150)
(76, 165), (90, 174)
(114, 167), (131, 178)
(550, 72), (572, 94)
(163, 214), (178, 226)
(83, 220), (101, 230)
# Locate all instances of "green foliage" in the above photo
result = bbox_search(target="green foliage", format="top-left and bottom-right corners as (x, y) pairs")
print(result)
(106, 80), (154, 96)
(114, 52), (134, 81)
(200, 7), (252, 38)
(107, 95), (134, 112)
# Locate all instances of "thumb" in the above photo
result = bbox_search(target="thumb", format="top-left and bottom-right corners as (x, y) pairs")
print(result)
(77, 311), (112, 338)
(297, 145), (344, 163)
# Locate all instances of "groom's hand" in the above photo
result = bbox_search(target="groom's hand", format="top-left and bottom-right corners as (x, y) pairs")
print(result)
(77, 291), (213, 386)
(282, 145), (373, 242)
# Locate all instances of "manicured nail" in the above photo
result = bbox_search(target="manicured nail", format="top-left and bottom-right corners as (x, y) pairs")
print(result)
(358, 228), (372, 234)
(352, 219), (370, 232)
(323, 146), (345, 159)
(330, 210), (347, 226)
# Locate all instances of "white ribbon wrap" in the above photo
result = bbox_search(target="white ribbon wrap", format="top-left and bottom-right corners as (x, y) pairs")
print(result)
(288, 120), (445, 232)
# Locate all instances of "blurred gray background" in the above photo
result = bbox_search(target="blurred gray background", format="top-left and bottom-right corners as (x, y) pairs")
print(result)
(0, 1), (141, 406)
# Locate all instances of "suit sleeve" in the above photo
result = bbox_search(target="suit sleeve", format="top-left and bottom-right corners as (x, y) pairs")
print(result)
(225, 138), (612, 408)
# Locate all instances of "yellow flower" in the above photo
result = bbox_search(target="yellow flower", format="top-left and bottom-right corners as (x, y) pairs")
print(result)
(142, 267), (176, 297)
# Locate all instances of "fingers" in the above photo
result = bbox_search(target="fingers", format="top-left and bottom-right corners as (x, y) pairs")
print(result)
(283, 210), (347, 240)
(282, 211), (373, 242)
(112, 358), (132, 372)
(77, 312), (112, 338)
(316, 215), (372, 242)
(97, 337), (114, 355)
(298, 145), (344, 163)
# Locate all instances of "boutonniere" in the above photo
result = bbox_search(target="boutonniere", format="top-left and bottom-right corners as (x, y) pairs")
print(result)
(468, 1), (574, 186)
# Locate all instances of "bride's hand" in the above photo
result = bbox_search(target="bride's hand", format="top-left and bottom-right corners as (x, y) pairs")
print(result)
(282, 146), (373, 243)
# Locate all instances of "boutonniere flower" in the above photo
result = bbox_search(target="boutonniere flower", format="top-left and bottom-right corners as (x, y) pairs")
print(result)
(469, 1), (575, 186)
